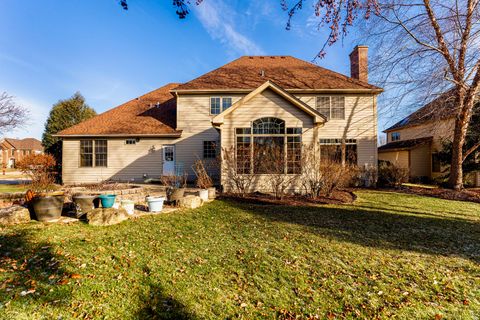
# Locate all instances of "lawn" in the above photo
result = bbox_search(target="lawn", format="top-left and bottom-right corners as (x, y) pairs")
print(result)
(0, 184), (28, 194)
(0, 191), (479, 319)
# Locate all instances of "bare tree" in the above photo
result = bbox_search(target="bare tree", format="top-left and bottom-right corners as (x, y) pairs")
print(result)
(0, 92), (28, 134)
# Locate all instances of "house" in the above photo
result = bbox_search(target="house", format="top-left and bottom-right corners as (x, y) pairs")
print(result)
(56, 46), (382, 190)
(378, 91), (480, 186)
(0, 138), (44, 168)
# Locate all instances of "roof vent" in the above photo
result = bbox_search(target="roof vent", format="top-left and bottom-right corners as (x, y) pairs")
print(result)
(155, 102), (161, 108)
(260, 70), (265, 77)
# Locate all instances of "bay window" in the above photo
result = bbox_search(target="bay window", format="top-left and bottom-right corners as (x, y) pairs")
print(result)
(235, 117), (302, 174)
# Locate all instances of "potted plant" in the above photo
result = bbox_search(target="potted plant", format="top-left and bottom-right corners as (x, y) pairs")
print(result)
(192, 159), (215, 200)
(161, 172), (187, 205)
(17, 154), (64, 222)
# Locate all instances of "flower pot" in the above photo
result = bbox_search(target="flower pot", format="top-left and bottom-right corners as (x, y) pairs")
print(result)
(73, 195), (97, 217)
(167, 188), (185, 203)
(207, 187), (216, 199)
(98, 194), (116, 208)
(147, 197), (165, 213)
(198, 189), (209, 202)
(31, 194), (64, 222)
(121, 200), (135, 215)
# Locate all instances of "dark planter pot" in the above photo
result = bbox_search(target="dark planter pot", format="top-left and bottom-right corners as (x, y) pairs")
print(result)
(73, 195), (97, 218)
(32, 194), (64, 222)
(167, 188), (185, 204)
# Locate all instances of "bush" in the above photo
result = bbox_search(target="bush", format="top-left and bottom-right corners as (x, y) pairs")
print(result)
(16, 154), (57, 193)
(377, 161), (409, 188)
(301, 145), (357, 198)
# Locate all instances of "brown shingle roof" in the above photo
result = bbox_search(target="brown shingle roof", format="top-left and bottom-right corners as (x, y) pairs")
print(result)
(385, 90), (458, 132)
(56, 83), (182, 137)
(3, 138), (43, 150)
(173, 56), (382, 92)
(378, 137), (433, 152)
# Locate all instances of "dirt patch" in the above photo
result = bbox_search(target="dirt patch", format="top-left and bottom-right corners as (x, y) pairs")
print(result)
(220, 190), (356, 206)
(381, 186), (480, 204)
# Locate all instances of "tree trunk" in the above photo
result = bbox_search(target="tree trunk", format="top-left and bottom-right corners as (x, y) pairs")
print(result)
(448, 118), (465, 190)
(448, 92), (476, 190)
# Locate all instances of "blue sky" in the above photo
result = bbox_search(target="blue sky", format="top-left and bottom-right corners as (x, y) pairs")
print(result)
(0, 0), (393, 140)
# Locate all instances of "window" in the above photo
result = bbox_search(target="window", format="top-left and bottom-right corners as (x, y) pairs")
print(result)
(432, 153), (441, 173)
(80, 140), (93, 167)
(391, 132), (401, 142)
(95, 140), (108, 167)
(210, 97), (232, 115)
(316, 96), (345, 120)
(126, 139), (137, 145)
(235, 117), (302, 174)
(203, 141), (217, 159)
(80, 139), (107, 167)
(319, 139), (357, 165)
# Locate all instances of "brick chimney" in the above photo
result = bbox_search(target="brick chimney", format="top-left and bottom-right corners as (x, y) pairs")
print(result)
(349, 45), (368, 82)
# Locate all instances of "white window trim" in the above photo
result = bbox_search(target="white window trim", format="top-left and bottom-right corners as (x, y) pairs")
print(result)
(315, 96), (346, 120)
(210, 97), (232, 115)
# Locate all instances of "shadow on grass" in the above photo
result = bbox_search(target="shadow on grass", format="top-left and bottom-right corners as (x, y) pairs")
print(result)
(0, 230), (72, 307)
(224, 199), (480, 264)
(135, 280), (196, 320)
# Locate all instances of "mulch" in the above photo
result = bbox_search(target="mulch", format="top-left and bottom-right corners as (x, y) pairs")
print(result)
(379, 186), (480, 204)
(220, 190), (356, 206)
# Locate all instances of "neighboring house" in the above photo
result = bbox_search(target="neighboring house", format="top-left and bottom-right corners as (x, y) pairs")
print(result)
(0, 138), (44, 168)
(56, 47), (382, 190)
(379, 91), (480, 186)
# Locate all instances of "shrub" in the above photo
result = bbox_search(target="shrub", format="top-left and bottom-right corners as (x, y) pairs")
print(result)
(301, 145), (357, 198)
(377, 161), (409, 188)
(221, 146), (257, 197)
(16, 153), (57, 193)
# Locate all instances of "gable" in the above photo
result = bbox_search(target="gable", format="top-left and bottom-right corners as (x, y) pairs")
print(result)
(212, 81), (325, 126)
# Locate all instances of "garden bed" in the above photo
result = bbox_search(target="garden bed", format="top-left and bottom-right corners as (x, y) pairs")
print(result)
(387, 185), (480, 204)
(221, 189), (356, 206)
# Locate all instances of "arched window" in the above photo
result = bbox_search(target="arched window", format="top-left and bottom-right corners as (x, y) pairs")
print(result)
(252, 117), (285, 134)
(235, 118), (302, 174)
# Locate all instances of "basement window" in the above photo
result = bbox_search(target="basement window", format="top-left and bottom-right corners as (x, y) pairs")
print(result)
(126, 139), (137, 145)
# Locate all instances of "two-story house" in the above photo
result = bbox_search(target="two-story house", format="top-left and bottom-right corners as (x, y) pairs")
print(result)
(378, 91), (480, 186)
(0, 138), (43, 168)
(56, 46), (382, 190)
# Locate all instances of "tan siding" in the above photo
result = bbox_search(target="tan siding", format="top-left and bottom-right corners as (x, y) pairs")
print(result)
(409, 144), (431, 177)
(62, 138), (177, 184)
(386, 118), (454, 151)
(378, 151), (409, 168)
(301, 94), (377, 167)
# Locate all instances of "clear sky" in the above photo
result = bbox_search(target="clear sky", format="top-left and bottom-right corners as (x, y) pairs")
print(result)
(0, 0), (395, 140)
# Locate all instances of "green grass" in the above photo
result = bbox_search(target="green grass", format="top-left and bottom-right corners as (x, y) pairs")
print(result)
(0, 184), (27, 193)
(0, 191), (479, 319)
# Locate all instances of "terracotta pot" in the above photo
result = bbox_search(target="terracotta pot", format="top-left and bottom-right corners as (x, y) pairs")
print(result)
(31, 194), (64, 222)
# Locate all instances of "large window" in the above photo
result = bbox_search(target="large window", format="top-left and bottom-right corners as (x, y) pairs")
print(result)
(80, 139), (107, 167)
(235, 117), (302, 174)
(319, 138), (357, 165)
(316, 96), (345, 120)
(210, 97), (232, 115)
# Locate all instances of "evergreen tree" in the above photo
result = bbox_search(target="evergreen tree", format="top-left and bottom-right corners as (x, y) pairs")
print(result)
(42, 92), (96, 179)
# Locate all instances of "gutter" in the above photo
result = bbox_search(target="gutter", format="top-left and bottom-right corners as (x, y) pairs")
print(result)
(171, 88), (384, 94)
(53, 132), (183, 138)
